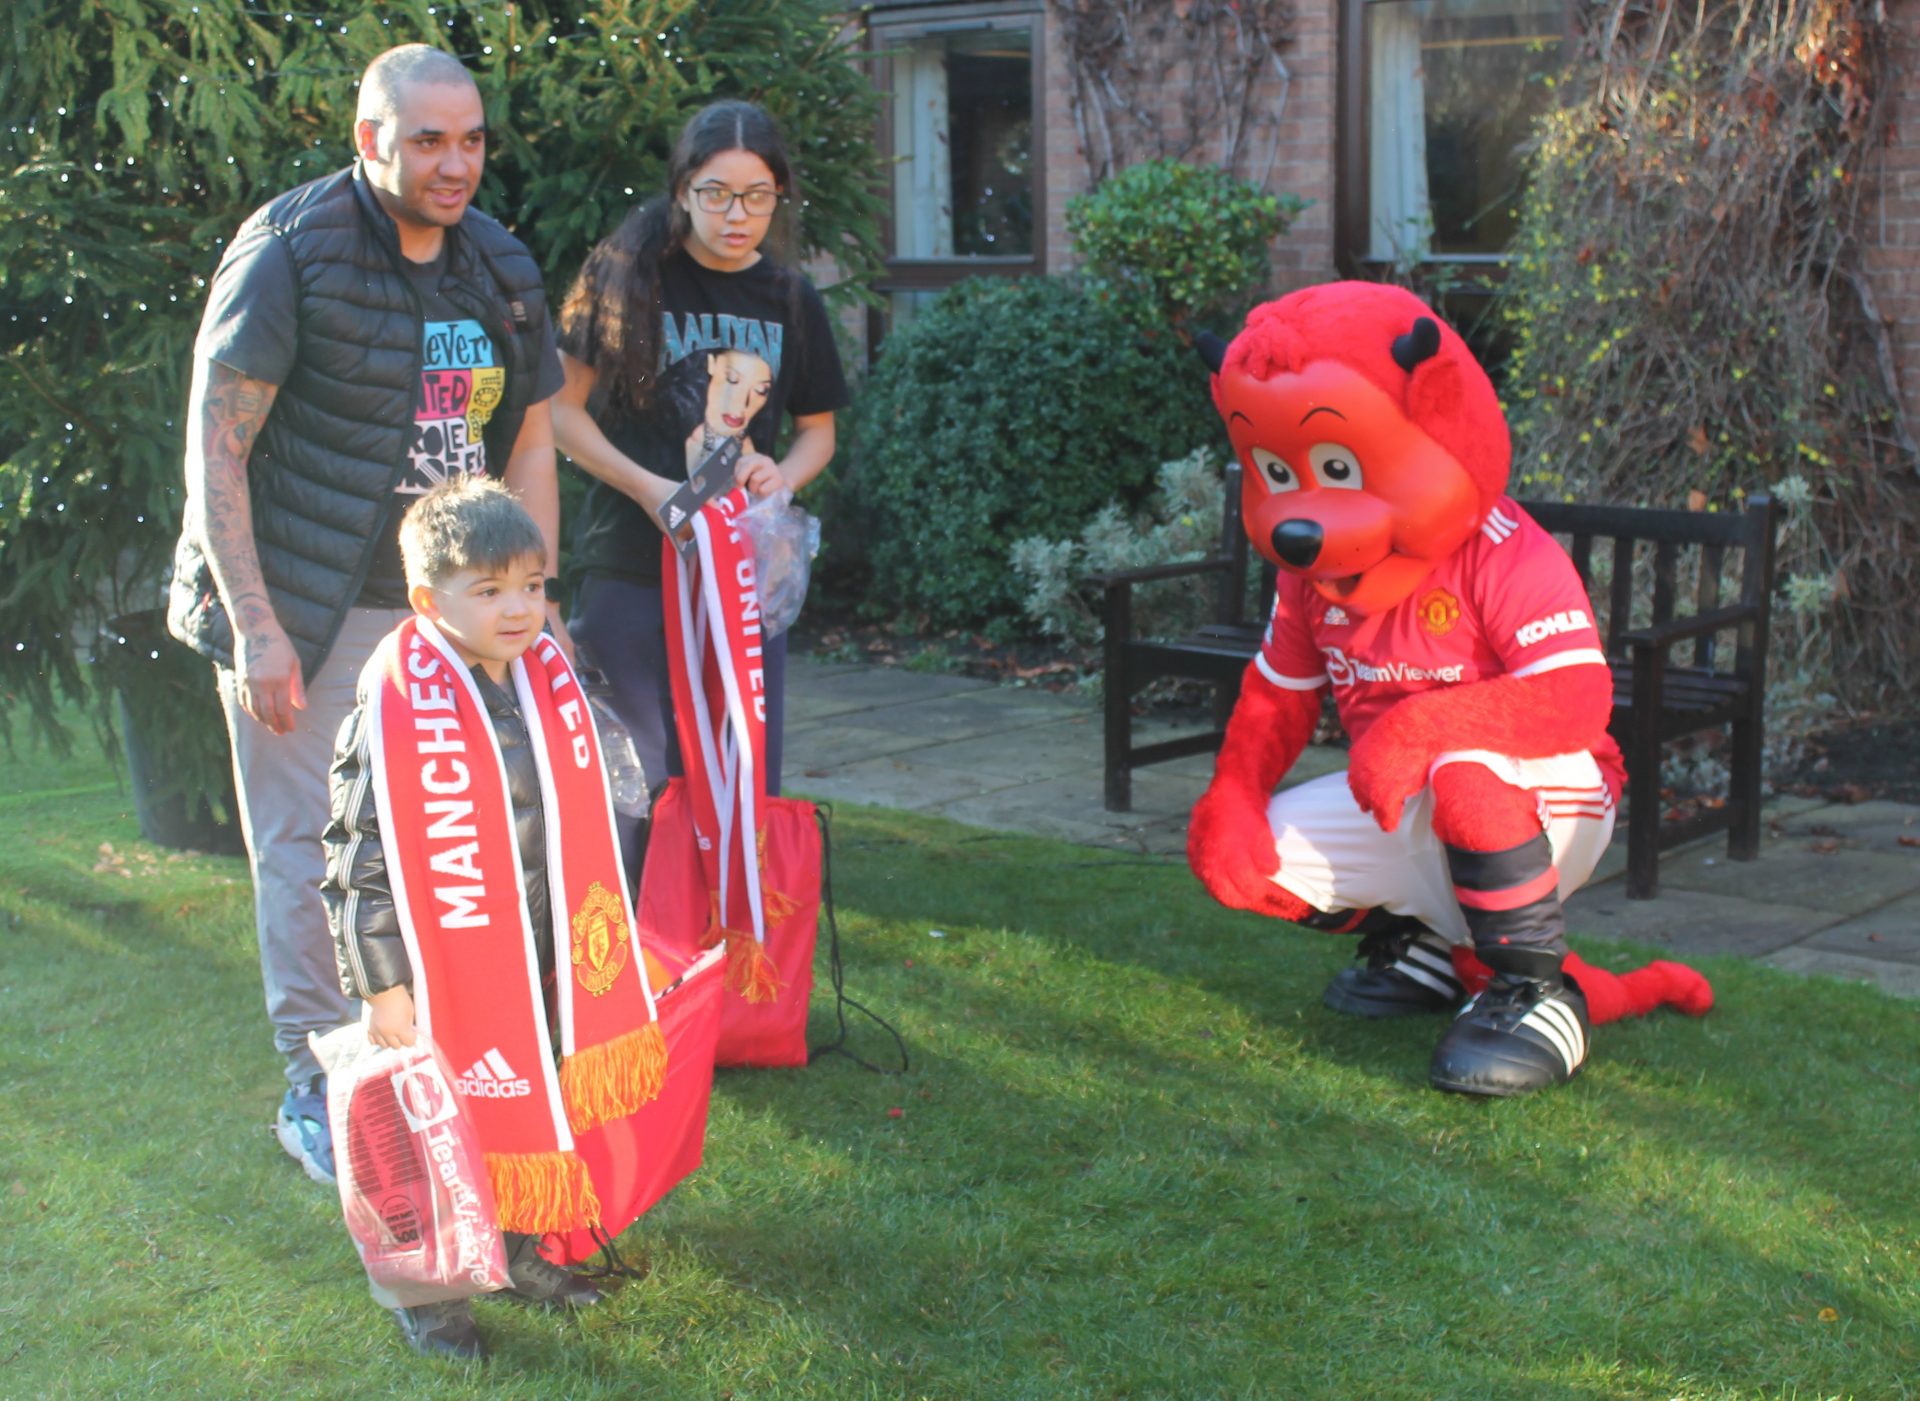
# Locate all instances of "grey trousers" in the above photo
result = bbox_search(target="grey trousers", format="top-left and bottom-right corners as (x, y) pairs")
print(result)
(219, 606), (408, 1088)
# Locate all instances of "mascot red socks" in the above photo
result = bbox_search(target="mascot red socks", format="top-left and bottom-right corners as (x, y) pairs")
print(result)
(1187, 282), (1711, 1097)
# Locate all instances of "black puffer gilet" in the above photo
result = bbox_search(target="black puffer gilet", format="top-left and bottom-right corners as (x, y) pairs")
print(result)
(168, 167), (551, 681)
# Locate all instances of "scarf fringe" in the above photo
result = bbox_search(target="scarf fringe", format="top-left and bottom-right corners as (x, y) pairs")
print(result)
(485, 1149), (602, 1234)
(560, 1021), (669, 1133)
(724, 931), (782, 1003)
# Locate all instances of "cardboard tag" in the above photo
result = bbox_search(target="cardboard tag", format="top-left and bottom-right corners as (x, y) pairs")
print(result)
(663, 437), (743, 555)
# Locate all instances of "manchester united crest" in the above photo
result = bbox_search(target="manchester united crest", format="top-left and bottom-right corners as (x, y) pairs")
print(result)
(1416, 587), (1461, 637)
(569, 881), (630, 997)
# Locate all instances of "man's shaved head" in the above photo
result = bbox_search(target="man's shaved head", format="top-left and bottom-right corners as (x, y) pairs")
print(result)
(356, 44), (476, 127)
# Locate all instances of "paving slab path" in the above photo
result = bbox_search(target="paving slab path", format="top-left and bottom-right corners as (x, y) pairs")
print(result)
(784, 657), (1920, 1000)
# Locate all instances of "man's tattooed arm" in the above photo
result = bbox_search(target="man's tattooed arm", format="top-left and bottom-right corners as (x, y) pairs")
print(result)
(186, 357), (304, 732)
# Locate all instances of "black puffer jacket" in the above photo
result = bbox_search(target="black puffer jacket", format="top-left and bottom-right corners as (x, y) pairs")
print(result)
(168, 166), (552, 681)
(323, 666), (552, 999)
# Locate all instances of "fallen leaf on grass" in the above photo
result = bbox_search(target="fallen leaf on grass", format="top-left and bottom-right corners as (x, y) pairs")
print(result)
(1898, 834), (1920, 849)
(1819, 1307), (1840, 1322)
(1810, 838), (1842, 855)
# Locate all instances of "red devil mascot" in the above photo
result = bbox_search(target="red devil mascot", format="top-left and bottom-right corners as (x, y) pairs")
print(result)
(1188, 282), (1709, 1097)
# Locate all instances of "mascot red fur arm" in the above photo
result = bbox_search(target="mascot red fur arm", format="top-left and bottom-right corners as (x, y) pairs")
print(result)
(1186, 283), (1710, 1097)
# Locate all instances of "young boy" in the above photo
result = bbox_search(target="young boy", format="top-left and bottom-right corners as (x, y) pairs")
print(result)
(322, 477), (667, 1361)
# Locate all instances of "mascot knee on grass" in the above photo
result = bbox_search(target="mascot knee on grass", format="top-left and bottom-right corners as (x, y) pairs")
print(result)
(1187, 281), (1711, 1098)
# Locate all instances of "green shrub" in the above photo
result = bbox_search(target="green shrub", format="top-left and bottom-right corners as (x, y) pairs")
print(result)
(844, 277), (1220, 630)
(1066, 158), (1308, 334)
(1010, 447), (1230, 647)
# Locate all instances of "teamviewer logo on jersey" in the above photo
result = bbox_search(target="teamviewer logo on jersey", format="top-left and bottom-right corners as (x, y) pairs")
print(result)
(457, 1048), (534, 1099)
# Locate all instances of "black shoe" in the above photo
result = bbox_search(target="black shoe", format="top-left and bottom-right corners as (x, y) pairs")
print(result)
(1322, 924), (1463, 1018)
(504, 1233), (604, 1310)
(392, 1299), (487, 1362)
(1429, 973), (1590, 1097)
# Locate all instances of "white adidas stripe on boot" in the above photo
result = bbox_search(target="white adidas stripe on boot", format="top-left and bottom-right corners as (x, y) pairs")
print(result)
(1323, 927), (1466, 1019)
(1429, 972), (1590, 1097)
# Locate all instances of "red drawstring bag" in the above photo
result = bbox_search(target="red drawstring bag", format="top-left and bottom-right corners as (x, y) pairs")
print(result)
(645, 495), (820, 1068)
(640, 779), (819, 1067)
(540, 941), (726, 1267)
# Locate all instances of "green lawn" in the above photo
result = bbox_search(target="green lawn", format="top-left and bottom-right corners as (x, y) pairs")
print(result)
(3, 725), (1917, 1400)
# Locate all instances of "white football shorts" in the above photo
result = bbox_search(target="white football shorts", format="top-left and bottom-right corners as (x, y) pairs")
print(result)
(1264, 749), (1617, 944)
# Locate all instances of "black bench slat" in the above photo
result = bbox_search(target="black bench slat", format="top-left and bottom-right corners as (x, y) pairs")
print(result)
(1527, 499), (1761, 547)
(1608, 536), (1634, 654)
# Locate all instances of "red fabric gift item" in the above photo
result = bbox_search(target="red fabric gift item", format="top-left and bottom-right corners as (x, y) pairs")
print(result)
(542, 943), (727, 1266)
(648, 492), (819, 1067)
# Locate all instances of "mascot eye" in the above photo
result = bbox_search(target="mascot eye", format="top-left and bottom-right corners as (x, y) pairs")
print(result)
(1250, 448), (1299, 494)
(1308, 443), (1363, 490)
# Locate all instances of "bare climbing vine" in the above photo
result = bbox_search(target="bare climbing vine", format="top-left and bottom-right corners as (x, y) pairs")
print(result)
(1501, 0), (1918, 715)
(1047, 0), (1296, 186)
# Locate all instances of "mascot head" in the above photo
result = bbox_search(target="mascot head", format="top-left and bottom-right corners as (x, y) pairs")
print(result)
(1202, 281), (1510, 617)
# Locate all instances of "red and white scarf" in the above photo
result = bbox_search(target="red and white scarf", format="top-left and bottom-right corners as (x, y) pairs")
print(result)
(662, 491), (783, 1000)
(365, 616), (666, 1234)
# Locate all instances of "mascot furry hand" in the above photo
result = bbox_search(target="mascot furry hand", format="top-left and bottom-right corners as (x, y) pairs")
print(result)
(1185, 282), (1711, 1098)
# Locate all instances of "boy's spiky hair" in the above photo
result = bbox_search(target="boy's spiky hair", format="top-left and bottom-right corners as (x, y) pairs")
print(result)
(399, 475), (545, 589)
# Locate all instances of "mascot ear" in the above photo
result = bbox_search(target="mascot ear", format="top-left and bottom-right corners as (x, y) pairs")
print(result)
(1390, 316), (1442, 374)
(1194, 330), (1229, 374)
(1406, 355), (1466, 429)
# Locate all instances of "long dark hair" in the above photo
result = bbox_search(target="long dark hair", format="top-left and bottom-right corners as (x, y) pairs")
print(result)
(559, 100), (801, 417)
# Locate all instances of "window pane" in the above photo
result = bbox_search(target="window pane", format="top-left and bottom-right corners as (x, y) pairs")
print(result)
(891, 28), (1033, 259)
(1366, 0), (1562, 260)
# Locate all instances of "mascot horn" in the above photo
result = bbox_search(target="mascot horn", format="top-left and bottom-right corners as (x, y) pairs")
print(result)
(1187, 282), (1709, 1097)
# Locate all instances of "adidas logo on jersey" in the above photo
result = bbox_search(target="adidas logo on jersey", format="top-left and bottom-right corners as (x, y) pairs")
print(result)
(1323, 605), (1350, 626)
(457, 1047), (533, 1099)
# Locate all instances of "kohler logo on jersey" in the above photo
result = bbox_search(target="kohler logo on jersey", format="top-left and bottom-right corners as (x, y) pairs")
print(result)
(1515, 609), (1591, 647)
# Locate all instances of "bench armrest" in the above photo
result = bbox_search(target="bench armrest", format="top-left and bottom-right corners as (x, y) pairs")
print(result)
(1088, 555), (1237, 592)
(1618, 602), (1761, 654)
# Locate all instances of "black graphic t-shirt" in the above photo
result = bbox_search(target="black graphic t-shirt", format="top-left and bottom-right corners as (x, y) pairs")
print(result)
(562, 249), (849, 586)
(356, 251), (551, 605)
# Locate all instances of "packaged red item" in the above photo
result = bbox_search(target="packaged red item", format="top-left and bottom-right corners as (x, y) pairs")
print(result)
(311, 1027), (512, 1306)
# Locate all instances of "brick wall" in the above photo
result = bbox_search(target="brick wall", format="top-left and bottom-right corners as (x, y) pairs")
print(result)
(1862, 5), (1920, 439)
(1039, 0), (1338, 294)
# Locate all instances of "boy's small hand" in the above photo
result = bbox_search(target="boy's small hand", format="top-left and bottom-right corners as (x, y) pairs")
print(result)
(366, 985), (417, 1049)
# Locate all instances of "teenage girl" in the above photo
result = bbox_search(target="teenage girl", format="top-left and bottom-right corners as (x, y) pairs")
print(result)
(553, 101), (849, 875)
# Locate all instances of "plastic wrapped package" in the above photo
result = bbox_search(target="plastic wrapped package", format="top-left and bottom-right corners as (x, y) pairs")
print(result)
(588, 692), (649, 818)
(737, 488), (819, 639)
(310, 1025), (512, 1307)
(575, 657), (650, 819)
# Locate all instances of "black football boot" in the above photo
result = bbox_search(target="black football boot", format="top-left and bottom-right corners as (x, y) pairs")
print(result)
(1321, 916), (1465, 1018)
(501, 1232), (605, 1309)
(1429, 834), (1590, 1097)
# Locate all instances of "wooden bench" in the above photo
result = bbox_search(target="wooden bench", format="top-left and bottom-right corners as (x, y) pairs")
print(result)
(1525, 494), (1777, 899)
(1094, 462), (1271, 813)
(1097, 483), (1778, 900)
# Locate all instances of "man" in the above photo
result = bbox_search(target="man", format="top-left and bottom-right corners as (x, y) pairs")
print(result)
(168, 44), (568, 1184)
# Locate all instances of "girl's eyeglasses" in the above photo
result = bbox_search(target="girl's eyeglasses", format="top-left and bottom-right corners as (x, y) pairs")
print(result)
(691, 184), (779, 216)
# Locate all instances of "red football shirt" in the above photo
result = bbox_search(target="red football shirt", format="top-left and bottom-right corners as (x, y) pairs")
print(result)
(1256, 498), (1619, 768)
